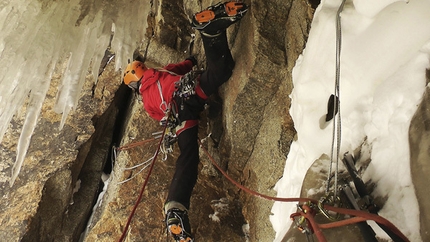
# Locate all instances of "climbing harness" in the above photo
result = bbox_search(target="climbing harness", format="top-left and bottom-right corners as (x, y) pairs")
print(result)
(156, 69), (203, 158)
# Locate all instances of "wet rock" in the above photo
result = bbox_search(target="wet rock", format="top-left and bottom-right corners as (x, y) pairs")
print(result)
(0, 56), (124, 241)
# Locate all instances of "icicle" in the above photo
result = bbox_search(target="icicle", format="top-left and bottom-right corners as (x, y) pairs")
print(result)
(10, 82), (49, 186)
(2, 0), (150, 183)
(0, 0), (55, 143)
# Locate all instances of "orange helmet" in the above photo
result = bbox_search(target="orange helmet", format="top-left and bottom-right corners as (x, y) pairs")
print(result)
(123, 61), (147, 88)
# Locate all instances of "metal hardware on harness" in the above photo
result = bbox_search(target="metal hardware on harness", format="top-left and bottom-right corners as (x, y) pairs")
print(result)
(291, 203), (315, 235)
(158, 70), (203, 158)
(318, 194), (341, 221)
(174, 71), (201, 100)
(156, 119), (178, 160)
(160, 128), (177, 160)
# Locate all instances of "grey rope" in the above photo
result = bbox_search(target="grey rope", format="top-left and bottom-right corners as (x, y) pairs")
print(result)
(326, 0), (347, 198)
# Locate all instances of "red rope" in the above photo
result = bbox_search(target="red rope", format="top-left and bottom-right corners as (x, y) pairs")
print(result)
(198, 139), (318, 204)
(118, 125), (167, 242)
(301, 204), (327, 242)
(116, 137), (158, 151)
(114, 136), (409, 241)
(322, 205), (410, 241)
(198, 138), (410, 242)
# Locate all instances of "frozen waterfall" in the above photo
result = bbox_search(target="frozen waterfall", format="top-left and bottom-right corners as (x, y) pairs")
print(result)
(0, 0), (151, 185)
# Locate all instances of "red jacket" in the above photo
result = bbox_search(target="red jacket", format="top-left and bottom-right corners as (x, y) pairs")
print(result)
(139, 60), (194, 121)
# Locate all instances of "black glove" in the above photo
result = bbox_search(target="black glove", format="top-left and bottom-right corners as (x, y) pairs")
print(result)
(186, 55), (197, 66)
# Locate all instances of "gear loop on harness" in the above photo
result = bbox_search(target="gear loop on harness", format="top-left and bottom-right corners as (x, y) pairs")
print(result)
(173, 70), (203, 108)
(175, 73), (197, 99)
(158, 70), (203, 158)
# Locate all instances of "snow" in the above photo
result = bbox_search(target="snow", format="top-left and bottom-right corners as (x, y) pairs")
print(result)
(271, 0), (430, 241)
(0, 0), (150, 185)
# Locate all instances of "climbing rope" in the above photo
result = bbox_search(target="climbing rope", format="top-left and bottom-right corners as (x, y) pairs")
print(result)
(326, 0), (346, 199)
(113, 132), (408, 242)
(197, 138), (318, 203)
(197, 138), (409, 242)
(110, 137), (160, 185)
(118, 124), (168, 242)
(116, 137), (157, 151)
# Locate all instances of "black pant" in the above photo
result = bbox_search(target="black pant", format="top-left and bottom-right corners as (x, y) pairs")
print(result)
(166, 31), (234, 209)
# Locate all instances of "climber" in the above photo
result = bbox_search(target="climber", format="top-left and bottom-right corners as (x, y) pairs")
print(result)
(122, 2), (248, 242)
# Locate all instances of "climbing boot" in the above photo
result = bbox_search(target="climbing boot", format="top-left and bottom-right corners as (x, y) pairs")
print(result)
(165, 208), (193, 242)
(192, 1), (248, 35)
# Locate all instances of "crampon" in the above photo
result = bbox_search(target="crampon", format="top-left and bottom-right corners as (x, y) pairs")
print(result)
(192, 1), (248, 33)
(166, 208), (194, 242)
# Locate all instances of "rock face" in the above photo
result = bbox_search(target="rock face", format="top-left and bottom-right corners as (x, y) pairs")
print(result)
(0, 52), (127, 241)
(0, 0), (314, 241)
(84, 1), (315, 241)
(409, 72), (430, 242)
(1, 0), (430, 242)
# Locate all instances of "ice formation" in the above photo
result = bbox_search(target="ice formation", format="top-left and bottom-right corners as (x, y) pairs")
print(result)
(0, 0), (150, 185)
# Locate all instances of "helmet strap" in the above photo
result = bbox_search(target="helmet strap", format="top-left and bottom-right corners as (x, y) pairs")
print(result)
(128, 80), (141, 92)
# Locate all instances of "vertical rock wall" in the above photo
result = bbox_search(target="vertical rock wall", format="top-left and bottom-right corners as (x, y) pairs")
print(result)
(219, 0), (314, 240)
(84, 0), (316, 241)
(409, 72), (430, 242)
(0, 0), (317, 241)
(4, 0), (430, 241)
(0, 54), (126, 241)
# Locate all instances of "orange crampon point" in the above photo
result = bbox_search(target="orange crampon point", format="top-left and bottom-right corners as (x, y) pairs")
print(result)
(225, 2), (243, 16)
(194, 10), (215, 23)
(168, 224), (183, 235)
(194, 2), (246, 24)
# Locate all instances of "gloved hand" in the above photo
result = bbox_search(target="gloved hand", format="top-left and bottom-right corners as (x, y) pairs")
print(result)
(186, 55), (197, 66)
